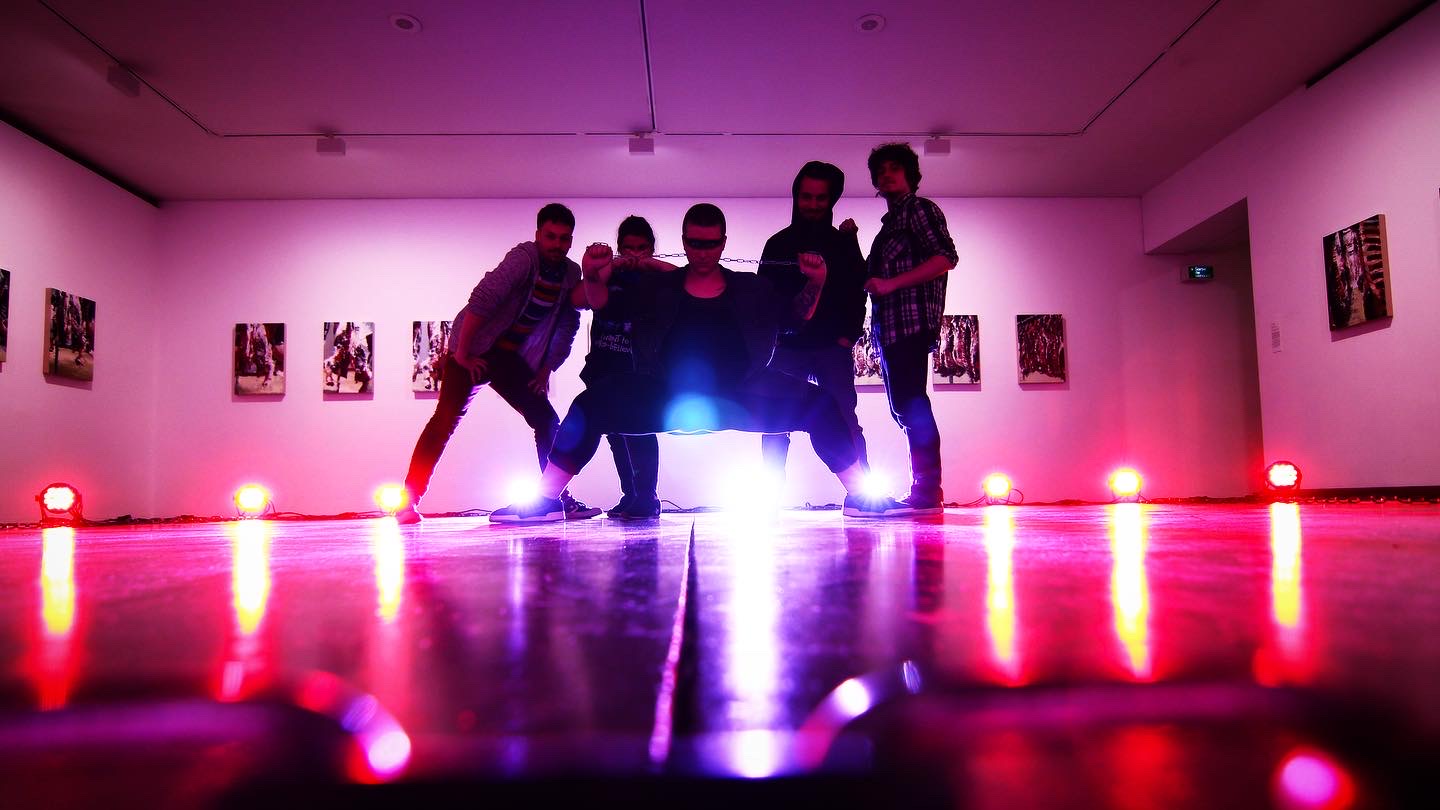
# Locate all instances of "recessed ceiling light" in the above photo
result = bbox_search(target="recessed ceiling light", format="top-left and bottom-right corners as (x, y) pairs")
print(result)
(856, 13), (886, 33)
(389, 13), (422, 33)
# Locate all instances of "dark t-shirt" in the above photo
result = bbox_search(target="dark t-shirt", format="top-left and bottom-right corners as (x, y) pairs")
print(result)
(661, 290), (749, 394)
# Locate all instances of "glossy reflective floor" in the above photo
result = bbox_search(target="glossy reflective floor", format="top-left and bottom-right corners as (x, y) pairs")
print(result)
(1, 503), (1437, 807)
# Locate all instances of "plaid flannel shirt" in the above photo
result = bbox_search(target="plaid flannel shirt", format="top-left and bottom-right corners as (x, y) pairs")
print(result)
(867, 194), (958, 349)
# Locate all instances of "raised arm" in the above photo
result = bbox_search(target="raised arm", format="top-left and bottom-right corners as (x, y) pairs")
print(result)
(580, 243), (615, 311)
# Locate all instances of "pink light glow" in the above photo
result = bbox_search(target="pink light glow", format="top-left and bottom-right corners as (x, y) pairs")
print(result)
(1274, 748), (1356, 810)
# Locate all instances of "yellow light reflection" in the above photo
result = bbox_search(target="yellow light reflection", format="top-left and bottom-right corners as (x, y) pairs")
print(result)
(372, 518), (406, 623)
(41, 527), (77, 637)
(1108, 504), (1152, 680)
(982, 506), (1020, 683)
(724, 524), (782, 730)
(1270, 503), (1302, 630)
(229, 520), (272, 636)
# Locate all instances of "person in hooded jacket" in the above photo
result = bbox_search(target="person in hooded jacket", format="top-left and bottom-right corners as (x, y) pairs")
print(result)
(756, 161), (870, 482)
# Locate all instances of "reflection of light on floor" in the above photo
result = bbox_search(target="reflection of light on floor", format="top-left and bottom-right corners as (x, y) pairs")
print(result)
(229, 520), (271, 636)
(1271, 503), (1303, 631)
(371, 518), (405, 623)
(1108, 504), (1152, 680)
(38, 527), (77, 710)
(719, 729), (788, 779)
(982, 506), (1022, 683)
(723, 523), (783, 743)
(41, 527), (76, 637)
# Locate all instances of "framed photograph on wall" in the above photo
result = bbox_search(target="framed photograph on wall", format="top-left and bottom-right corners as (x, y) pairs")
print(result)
(1017, 314), (1066, 384)
(234, 323), (286, 395)
(0, 268), (10, 364)
(852, 312), (885, 389)
(43, 288), (95, 381)
(1323, 214), (1392, 330)
(323, 321), (375, 393)
(412, 320), (451, 392)
(933, 314), (979, 385)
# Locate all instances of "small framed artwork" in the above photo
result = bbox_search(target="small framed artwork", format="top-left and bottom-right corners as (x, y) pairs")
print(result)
(0, 268), (10, 364)
(1323, 214), (1392, 330)
(234, 323), (286, 395)
(852, 312), (885, 389)
(933, 314), (979, 385)
(323, 321), (375, 393)
(1017, 314), (1066, 384)
(412, 320), (451, 392)
(43, 288), (95, 381)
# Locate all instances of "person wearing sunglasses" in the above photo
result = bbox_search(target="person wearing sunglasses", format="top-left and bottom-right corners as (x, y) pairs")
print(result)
(490, 203), (911, 523)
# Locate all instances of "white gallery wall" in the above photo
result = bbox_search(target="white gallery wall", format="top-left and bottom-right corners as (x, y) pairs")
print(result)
(0, 124), (161, 524)
(1141, 2), (1440, 489)
(147, 196), (1261, 518)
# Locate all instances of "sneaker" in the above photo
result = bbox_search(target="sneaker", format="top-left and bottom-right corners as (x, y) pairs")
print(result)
(394, 505), (423, 525)
(842, 494), (915, 517)
(490, 496), (565, 524)
(616, 497), (661, 521)
(901, 494), (945, 515)
(606, 494), (635, 519)
(562, 493), (602, 520)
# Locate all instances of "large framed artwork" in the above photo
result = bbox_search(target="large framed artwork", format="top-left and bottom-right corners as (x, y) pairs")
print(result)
(323, 321), (375, 393)
(0, 268), (9, 364)
(852, 312), (885, 389)
(1017, 314), (1066, 384)
(234, 323), (286, 395)
(1323, 214), (1392, 330)
(43, 288), (95, 381)
(412, 320), (451, 392)
(933, 314), (979, 385)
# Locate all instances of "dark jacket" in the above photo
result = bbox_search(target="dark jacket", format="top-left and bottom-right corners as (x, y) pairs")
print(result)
(757, 165), (868, 349)
(599, 266), (783, 382)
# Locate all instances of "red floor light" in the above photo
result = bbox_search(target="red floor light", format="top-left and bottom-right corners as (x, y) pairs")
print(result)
(234, 484), (272, 518)
(982, 473), (1013, 504)
(374, 484), (408, 514)
(1266, 461), (1302, 492)
(37, 483), (84, 525)
(1109, 468), (1144, 501)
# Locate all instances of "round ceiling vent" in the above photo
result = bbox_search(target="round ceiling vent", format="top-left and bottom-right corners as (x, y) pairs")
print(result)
(856, 13), (886, 33)
(389, 13), (422, 33)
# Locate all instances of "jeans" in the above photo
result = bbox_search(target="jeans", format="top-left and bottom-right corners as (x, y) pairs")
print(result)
(403, 352), (559, 503)
(880, 332), (943, 501)
(549, 370), (861, 477)
(761, 344), (868, 476)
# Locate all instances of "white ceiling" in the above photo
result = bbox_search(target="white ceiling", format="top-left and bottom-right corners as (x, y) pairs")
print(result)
(0, 0), (1424, 201)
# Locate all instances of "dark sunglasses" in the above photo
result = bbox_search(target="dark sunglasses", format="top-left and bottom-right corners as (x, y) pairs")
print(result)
(683, 237), (724, 250)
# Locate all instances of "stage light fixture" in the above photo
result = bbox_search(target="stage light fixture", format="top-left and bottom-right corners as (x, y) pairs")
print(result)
(860, 470), (890, 499)
(982, 473), (1013, 504)
(628, 133), (655, 155)
(234, 484), (273, 518)
(1108, 468), (1144, 502)
(316, 135), (346, 156)
(37, 483), (84, 525)
(1265, 461), (1302, 493)
(374, 484), (408, 514)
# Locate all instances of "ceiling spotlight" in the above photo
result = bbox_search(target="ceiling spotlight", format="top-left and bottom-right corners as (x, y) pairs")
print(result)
(389, 13), (422, 33)
(628, 134), (655, 155)
(316, 135), (347, 156)
(106, 65), (140, 98)
(37, 483), (84, 526)
(924, 136), (951, 156)
(856, 13), (886, 33)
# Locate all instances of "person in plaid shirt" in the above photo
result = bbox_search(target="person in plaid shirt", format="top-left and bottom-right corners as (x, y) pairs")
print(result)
(863, 143), (958, 513)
